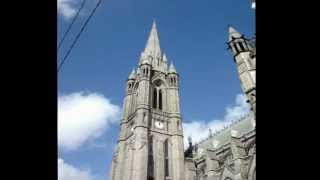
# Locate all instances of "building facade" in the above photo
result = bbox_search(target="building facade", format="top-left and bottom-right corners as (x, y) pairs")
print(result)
(184, 27), (256, 180)
(109, 22), (256, 180)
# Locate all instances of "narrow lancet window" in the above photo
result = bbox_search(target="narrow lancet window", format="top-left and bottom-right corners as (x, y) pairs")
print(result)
(148, 136), (154, 180)
(159, 90), (162, 110)
(239, 42), (245, 51)
(153, 88), (157, 109)
(164, 139), (169, 177)
(233, 43), (239, 53)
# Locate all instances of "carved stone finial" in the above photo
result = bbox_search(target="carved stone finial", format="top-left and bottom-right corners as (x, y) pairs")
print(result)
(209, 128), (213, 137)
(188, 136), (192, 146)
(212, 139), (219, 148)
(231, 130), (239, 138)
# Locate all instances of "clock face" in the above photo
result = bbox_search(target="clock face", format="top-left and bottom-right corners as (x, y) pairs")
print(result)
(155, 121), (164, 129)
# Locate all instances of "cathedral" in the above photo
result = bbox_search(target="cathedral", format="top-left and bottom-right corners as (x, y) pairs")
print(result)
(109, 19), (255, 180)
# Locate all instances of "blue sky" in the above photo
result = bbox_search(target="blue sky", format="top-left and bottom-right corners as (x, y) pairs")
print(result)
(58, 0), (255, 180)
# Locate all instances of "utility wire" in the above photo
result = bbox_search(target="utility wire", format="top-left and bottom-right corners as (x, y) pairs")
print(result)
(58, 0), (104, 73)
(57, 0), (87, 51)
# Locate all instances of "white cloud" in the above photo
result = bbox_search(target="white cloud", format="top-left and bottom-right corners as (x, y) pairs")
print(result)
(182, 94), (250, 149)
(58, 0), (78, 19)
(58, 158), (94, 180)
(252, 2), (256, 9)
(58, 92), (121, 151)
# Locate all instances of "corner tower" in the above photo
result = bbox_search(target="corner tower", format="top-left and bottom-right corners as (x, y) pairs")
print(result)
(227, 26), (256, 114)
(109, 20), (185, 180)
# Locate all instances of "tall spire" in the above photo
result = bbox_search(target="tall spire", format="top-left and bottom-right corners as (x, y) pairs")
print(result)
(169, 62), (177, 73)
(128, 68), (136, 79)
(228, 26), (242, 41)
(162, 53), (168, 62)
(144, 19), (161, 57)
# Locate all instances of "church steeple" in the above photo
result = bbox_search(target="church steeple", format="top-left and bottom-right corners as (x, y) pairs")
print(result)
(109, 20), (185, 180)
(139, 20), (169, 73)
(144, 19), (161, 57)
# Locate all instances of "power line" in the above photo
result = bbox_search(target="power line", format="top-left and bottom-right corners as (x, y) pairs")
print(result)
(58, 0), (88, 51)
(58, 0), (104, 73)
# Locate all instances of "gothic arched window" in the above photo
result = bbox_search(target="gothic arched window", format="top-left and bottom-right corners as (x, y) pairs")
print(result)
(233, 43), (239, 53)
(159, 89), (162, 110)
(152, 80), (165, 111)
(134, 83), (139, 91)
(153, 88), (157, 109)
(164, 139), (169, 177)
(148, 136), (154, 180)
(239, 42), (245, 51)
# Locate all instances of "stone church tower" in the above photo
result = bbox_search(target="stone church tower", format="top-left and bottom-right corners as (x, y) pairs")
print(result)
(227, 26), (256, 114)
(109, 21), (185, 180)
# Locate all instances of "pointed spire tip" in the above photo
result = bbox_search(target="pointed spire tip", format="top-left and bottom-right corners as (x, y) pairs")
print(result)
(128, 68), (136, 79)
(163, 53), (167, 62)
(169, 61), (177, 73)
(144, 19), (161, 56)
(228, 26), (242, 41)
